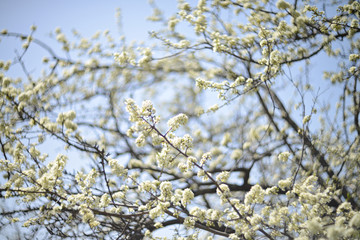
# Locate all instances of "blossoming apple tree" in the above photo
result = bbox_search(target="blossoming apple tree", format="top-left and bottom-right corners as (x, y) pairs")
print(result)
(1, 0), (360, 239)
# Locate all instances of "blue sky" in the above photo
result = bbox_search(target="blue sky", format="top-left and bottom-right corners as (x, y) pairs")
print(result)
(0, 0), (179, 165)
(0, 0), (166, 40)
(0, 0), (182, 68)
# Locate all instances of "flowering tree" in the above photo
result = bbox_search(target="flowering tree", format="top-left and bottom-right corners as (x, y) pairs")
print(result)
(1, 0), (360, 239)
